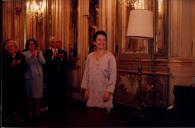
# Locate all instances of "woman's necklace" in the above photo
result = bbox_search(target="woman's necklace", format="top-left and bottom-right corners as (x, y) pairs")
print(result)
(94, 50), (107, 61)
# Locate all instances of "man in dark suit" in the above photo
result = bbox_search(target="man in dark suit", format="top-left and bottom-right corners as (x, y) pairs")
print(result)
(44, 37), (67, 116)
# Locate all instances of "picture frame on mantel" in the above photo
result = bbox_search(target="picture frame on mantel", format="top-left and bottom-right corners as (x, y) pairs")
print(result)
(116, 0), (168, 60)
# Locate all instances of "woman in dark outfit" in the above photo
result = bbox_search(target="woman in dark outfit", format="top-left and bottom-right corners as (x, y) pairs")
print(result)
(2, 39), (28, 124)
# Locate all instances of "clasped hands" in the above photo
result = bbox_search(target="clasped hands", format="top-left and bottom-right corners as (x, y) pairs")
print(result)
(31, 50), (38, 57)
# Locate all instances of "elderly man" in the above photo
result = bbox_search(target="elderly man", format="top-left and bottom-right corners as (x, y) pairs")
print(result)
(44, 37), (67, 116)
(2, 39), (28, 124)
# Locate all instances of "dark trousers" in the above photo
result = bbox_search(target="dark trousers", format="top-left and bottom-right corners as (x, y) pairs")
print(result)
(87, 107), (109, 127)
(48, 79), (66, 117)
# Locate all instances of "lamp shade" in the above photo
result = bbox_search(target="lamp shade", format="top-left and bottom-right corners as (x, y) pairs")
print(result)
(127, 9), (153, 39)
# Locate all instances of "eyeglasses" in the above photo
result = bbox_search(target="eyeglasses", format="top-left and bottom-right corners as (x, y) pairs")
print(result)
(29, 43), (35, 45)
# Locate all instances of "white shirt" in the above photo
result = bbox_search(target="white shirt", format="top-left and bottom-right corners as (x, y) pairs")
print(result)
(81, 52), (117, 109)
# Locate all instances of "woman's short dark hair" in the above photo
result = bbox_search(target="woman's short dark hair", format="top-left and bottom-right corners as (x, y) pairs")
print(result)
(93, 31), (107, 42)
(26, 39), (38, 50)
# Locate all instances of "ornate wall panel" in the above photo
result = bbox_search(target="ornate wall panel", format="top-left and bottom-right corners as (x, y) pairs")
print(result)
(169, 0), (194, 60)
(115, 59), (169, 107)
(50, 0), (71, 53)
(77, 0), (89, 86)
(2, 1), (25, 50)
(154, 0), (168, 59)
(114, 70), (169, 107)
(168, 0), (195, 105)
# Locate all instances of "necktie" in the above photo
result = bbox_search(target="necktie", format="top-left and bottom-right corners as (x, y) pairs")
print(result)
(53, 49), (57, 58)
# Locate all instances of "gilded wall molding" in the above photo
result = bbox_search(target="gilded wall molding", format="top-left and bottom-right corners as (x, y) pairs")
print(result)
(50, 0), (70, 53)
(168, 0), (195, 105)
(169, 0), (194, 59)
(77, 0), (89, 84)
(2, 1), (25, 50)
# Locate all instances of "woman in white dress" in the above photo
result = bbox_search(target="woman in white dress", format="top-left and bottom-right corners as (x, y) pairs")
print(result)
(81, 31), (117, 126)
(23, 39), (45, 117)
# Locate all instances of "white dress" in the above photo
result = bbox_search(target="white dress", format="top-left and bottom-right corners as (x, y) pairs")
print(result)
(23, 50), (46, 98)
(81, 52), (117, 109)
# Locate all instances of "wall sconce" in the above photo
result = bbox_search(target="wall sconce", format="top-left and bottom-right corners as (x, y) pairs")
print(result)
(118, 0), (145, 9)
(134, 0), (145, 9)
(158, 0), (163, 18)
(118, 0), (137, 7)
(26, 0), (45, 22)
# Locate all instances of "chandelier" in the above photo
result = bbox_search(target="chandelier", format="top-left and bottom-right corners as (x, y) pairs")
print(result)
(26, 0), (45, 22)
